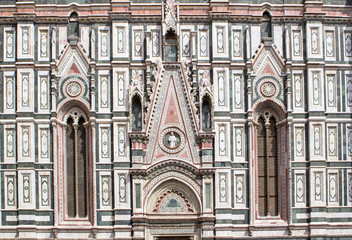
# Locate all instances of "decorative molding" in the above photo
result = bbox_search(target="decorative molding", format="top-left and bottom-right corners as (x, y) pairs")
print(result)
(314, 172), (322, 201)
(119, 175), (126, 203)
(39, 75), (49, 110)
(22, 73), (29, 107)
(296, 174), (305, 204)
(118, 126), (126, 157)
(313, 125), (321, 156)
(234, 74), (242, 109)
(218, 72), (225, 106)
(23, 175), (31, 203)
(219, 125), (226, 156)
(233, 30), (241, 57)
(7, 175), (16, 207)
(219, 173), (227, 202)
(295, 127), (304, 158)
(235, 174), (244, 205)
(217, 27), (224, 53)
(345, 31), (352, 57)
(5, 76), (15, 110)
(325, 30), (334, 57)
(101, 176), (111, 207)
(328, 173), (338, 203)
(40, 175), (50, 207)
(6, 128), (15, 158)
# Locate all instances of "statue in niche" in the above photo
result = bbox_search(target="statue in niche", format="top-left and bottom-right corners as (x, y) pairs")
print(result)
(200, 70), (210, 88)
(168, 132), (177, 148)
(165, 131), (180, 148)
(202, 100), (211, 131)
(132, 98), (142, 131)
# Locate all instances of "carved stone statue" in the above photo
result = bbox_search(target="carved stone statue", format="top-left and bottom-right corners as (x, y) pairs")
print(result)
(168, 132), (177, 148)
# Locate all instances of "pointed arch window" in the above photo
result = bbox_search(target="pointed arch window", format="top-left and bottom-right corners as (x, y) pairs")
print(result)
(132, 97), (142, 131)
(202, 98), (212, 131)
(65, 109), (88, 219)
(69, 11), (79, 39)
(261, 11), (272, 38)
(164, 30), (178, 62)
(257, 110), (278, 217)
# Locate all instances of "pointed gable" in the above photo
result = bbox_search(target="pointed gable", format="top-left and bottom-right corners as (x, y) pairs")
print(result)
(145, 64), (200, 165)
(250, 41), (286, 111)
(251, 42), (285, 77)
(56, 43), (90, 78)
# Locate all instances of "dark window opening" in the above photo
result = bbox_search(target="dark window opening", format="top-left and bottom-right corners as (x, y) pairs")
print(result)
(165, 30), (178, 62)
(69, 12), (79, 39)
(202, 98), (211, 131)
(66, 116), (87, 218)
(258, 115), (278, 217)
(132, 97), (142, 131)
(261, 11), (272, 38)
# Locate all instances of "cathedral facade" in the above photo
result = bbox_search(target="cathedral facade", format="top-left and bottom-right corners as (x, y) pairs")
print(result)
(1, 0), (352, 239)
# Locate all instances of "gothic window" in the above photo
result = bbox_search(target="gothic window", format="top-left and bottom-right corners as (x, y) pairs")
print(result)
(261, 11), (272, 38)
(66, 113), (87, 218)
(132, 97), (142, 131)
(257, 111), (278, 217)
(202, 98), (211, 131)
(165, 30), (178, 62)
(69, 11), (79, 39)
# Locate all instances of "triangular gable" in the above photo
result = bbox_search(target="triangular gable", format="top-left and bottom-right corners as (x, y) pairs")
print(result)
(251, 42), (285, 77)
(145, 64), (200, 165)
(56, 43), (90, 78)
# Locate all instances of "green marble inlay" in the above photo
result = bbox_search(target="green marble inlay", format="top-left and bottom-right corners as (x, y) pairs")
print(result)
(135, 184), (141, 209)
(205, 183), (210, 209)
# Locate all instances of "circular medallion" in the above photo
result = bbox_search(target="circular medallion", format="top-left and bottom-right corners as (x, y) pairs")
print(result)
(66, 82), (82, 97)
(261, 82), (276, 97)
(159, 127), (185, 154)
